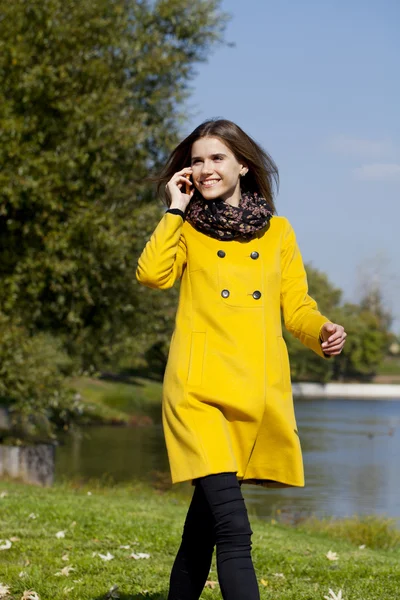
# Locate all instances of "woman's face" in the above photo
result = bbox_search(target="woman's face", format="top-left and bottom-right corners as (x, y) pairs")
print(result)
(190, 136), (247, 206)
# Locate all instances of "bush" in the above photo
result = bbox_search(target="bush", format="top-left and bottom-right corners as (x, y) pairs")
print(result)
(0, 314), (87, 444)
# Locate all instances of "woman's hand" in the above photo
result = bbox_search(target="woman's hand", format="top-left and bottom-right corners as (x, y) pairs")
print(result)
(165, 167), (195, 211)
(320, 322), (347, 355)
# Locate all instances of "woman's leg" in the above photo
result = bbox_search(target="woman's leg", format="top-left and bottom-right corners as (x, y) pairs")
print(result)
(198, 472), (260, 600)
(167, 482), (216, 600)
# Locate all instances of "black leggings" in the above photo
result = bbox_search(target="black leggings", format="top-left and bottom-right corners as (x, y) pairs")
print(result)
(167, 472), (260, 600)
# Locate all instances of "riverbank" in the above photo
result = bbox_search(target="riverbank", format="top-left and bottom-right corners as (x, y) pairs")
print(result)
(293, 382), (400, 399)
(70, 376), (400, 428)
(2, 376), (400, 440)
(70, 375), (164, 425)
(74, 376), (400, 424)
(0, 478), (399, 600)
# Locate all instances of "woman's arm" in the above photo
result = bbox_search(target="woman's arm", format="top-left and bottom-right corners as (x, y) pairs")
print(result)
(136, 211), (187, 290)
(280, 218), (332, 359)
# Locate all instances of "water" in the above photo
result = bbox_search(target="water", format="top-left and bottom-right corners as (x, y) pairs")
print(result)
(55, 397), (400, 522)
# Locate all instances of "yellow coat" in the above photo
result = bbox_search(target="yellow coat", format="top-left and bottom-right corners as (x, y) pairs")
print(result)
(136, 211), (332, 488)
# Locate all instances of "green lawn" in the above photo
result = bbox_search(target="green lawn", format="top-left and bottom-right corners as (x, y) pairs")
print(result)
(374, 356), (400, 378)
(0, 479), (399, 600)
(68, 364), (400, 430)
(70, 376), (163, 425)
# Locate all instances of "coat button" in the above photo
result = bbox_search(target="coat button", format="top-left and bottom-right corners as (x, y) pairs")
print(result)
(250, 251), (259, 259)
(221, 289), (230, 298)
(252, 290), (262, 299)
(217, 250), (226, 258)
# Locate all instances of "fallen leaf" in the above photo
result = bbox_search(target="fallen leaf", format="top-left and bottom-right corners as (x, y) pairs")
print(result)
(10, 537), (20, 542)
(0, 492), (8, 498)
(19, 572), (27, 579)
(21, 591), (40, 600)
(87, 491), (92, 496)
(105, 585), (120, 599)
(326, 550), (339, 561)
(98, 552), (114, 561)
(204, 580), (218, 589)
(0, 583), (11, 598)
(27, 513), (37, 520)
(359, 544), (366, 549)
(273, 573), (285, 578)
(130, 552), (150, 560)
(0, 540), (12, 551)
(324, 589), (343, 600)
(62, 554), (69, 561)
(119, 545), (130, 549)
(260, 579), (268, 586)
(54, 565), (75, 577)
(55, 531), (65, 539)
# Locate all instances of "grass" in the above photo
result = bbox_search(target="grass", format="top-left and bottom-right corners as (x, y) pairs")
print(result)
(374, 356), (400, 379)
(295, 515), (400, 551)
(0, 478), (399, 600)
(70, 376), (163, 425)
(68, 364), (400, 430)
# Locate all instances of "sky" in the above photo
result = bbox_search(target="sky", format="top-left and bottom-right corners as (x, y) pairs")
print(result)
(182, 0), (400, 332)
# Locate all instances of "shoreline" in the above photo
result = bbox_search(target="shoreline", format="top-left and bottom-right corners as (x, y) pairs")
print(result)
(292, 382), (400, 399)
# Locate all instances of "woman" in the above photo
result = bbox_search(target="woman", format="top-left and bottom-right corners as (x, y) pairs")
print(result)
(136, 119), (346, 600)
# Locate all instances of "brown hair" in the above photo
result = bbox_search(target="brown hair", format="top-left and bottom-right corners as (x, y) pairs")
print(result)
(155, 118), (279, 212)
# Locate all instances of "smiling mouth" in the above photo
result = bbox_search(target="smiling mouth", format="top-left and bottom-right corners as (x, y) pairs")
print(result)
(200, 179), (220, 188)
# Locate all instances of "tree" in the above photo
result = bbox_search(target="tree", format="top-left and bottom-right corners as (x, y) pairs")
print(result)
(0, 0), (228, 369)
(283, 264), (342, 382)
(359, 287), (393, 334)
(330, 303), (389, 381)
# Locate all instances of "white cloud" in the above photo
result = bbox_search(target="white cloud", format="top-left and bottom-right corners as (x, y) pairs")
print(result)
(327, 135), (394, 159)
(353, 163), (400, 181)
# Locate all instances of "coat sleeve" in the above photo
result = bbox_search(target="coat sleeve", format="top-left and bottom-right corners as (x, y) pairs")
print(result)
(280, 218), (333, 359)
(136, 212), (187, 290)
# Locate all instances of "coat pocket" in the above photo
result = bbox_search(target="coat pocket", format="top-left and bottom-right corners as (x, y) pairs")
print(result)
(187, 332), (206, 387)
(277, 335), (291, 394)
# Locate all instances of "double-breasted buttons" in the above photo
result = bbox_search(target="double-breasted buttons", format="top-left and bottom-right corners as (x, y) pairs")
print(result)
(221, 289), (230, 298)
(250, 251), (259, 259)
(252, 290), (262, 300)
(217, 250), (226, 258)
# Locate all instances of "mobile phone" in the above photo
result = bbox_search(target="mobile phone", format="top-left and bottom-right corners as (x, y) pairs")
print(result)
(184, 173), (191, 195)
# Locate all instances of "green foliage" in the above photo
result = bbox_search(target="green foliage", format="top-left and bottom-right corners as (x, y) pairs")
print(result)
(306, 263), (343, 313)
(0, 0), (227, 438)
(359, 286), (393, 333)
(0, 0), (227, 364)
(283, 264), (341, 383)
(0, 314), (85, 443)
(284, 264), (392, 382)
(330, 303), (389, 381)
(284, 265), (393, 382)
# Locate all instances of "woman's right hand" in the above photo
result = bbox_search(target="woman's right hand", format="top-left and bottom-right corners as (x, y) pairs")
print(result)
(165, 167), (194, 211)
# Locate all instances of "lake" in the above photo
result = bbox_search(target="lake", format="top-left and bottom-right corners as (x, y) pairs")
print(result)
(56, 397), (400, 522)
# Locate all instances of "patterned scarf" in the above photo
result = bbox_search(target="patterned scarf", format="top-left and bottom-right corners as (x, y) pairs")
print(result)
(185, 191), (273, 241)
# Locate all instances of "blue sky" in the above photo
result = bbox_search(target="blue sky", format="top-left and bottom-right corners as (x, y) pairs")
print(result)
(183, 0), (400, 332)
